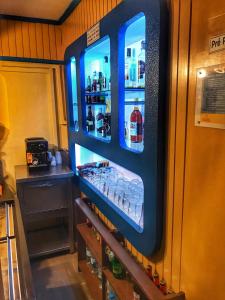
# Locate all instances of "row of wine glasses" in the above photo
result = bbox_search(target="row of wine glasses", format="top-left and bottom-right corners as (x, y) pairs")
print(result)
(82, 166), (144, 228)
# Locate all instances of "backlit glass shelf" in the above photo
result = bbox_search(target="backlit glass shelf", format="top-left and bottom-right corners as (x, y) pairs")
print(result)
(85, 90), (111, 96)
(121, 14), (146, 153)
(75, 144), (144, 232)
(84, 37), (111, 142)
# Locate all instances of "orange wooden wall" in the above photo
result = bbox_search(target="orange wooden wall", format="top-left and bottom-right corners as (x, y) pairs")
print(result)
(0, 19), (63, 60)
(61, 0), (122, 53)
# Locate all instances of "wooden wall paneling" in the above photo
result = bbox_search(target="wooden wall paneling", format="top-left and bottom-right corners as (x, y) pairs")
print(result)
(42, 24), (51, 60)
(171, 0), (191, 293)
(0, 21), (2, 56)
(180, 1), (225, 300)
(35, 24), (44, 58)
(8, 21), (17, 57)
(0, 20), (10, 56)
(49, 25), (57, 60)
(111, 0), (117, 10)
(22, 22), (31, 58)
(55, 26), (63, 61)
(28, 23), (37, 58)
(15, 21), (24, 57)
(95, 0), (100, 24)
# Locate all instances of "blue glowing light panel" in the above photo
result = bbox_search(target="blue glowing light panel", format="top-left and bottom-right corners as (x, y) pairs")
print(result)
(71, 57), (79, 131)
(75, 144), (144, 232)
(122, 14), (146, 153)
(84, 37), (111, 142)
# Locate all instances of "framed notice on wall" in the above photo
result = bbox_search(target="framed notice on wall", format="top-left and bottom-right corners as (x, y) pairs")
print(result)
(195, 64), (225, 129)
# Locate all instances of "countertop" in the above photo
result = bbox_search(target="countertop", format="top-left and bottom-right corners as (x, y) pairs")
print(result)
(0, 184), (15, 204)
(15, 165), (74, 183)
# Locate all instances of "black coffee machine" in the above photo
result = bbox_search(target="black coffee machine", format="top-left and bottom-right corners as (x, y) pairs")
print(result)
(25, 137), (49, 171)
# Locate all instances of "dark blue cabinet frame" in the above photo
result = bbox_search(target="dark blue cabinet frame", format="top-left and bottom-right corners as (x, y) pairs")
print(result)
(65, 0), (168, 257)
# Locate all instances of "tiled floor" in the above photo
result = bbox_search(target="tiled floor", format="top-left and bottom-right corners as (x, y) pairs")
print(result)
(31, 253), (93, 300)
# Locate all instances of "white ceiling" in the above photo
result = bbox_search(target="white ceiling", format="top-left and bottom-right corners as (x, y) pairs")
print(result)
(0, 0), (73, 20)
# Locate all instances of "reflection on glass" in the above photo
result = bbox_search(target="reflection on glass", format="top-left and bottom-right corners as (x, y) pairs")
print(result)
(71, 57), (79, 131)
(123, 14), (146, 153)
(75, 144), (144, 231)
(84, 37), (111, 142)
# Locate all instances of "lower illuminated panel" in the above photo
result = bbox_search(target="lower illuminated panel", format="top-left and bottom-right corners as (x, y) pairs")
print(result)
(75, 144), (144, 231)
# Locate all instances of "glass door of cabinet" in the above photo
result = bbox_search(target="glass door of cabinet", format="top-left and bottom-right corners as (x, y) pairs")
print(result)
(121, 14), (146, 153)
(83, 37), (111, 142)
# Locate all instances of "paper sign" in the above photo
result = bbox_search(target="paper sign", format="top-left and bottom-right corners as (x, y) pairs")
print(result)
(209, 34), (225, 53)
(195, 64), (225, 129)
(87, 23), (100, 46)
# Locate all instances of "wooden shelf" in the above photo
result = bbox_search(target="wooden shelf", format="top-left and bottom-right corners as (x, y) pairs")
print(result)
(27, 225), (70, 259)
(79, 260), (102, 300)
(24, 208), (68, 223)
(77, 223), (102, 265)
(103, 268), (134, 300)
(75, 198), (185, 300)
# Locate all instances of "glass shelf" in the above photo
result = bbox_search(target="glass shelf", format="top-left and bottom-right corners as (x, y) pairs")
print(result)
(125, 88), (145, 92)
(75, 144), (144, 232)
(121, 14), (146, 153)
(85, 90), (111, 96)
(84, 37), (111, 142)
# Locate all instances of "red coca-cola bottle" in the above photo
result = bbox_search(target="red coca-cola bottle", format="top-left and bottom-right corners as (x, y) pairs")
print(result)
(130, 106), (143, 143)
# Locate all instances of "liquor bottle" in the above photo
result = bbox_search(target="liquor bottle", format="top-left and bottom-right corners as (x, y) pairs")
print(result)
(103, 56), (109, 89)
(133, 284), (147, 300)
(125, 48), (131, 87)
(92, 71), (97, 91)
(86, 106), (95, 132)
(146, 264), (153, 280)
(130, 107), (143, 143)
(159, 279), (167, 295)
(99, 72), (104, 91)
(86, 247), (92, 265)
(153, 270), (160, 288)
(96, 77), (101, 92)
(106, 281), (118, 300)
(90, 255), (98, 274)
(96, 108), (104, 133)
(86, 75), (92, 92)
(138, 41), (146, 88)
(129, 48), (137, 88)
(104, 113), (111, 136)
(109, 251), (125, 280)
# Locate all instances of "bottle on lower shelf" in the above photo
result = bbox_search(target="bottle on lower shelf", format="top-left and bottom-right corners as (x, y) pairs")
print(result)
(106, 280), (119, 300)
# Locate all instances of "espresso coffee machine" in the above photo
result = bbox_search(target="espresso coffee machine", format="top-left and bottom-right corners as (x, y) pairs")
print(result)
(25, 137), (49, 171)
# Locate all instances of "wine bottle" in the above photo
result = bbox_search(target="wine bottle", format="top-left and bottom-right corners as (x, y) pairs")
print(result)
(125, 48), (131, 87)
(96, 108), (104, 133)
(129, 48), (137, 88)
(130, 106), (143, 143)
(138, 41), (146, 88)
(86, 106), (95, 132)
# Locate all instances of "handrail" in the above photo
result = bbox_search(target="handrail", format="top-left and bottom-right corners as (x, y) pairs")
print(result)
(75, 198), (185, 300)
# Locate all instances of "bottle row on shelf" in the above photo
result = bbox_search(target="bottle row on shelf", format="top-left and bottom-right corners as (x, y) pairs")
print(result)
(86, 106), (111, 138)
(86, 95), (107, 104)
(86, 56), (111, 93)
(86, 104), (143, 146)
(84, 218), (168, 299)
(125, 40), (146, 89)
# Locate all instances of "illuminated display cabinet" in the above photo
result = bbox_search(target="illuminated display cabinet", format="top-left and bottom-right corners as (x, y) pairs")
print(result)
(65, 0), (168, 256)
